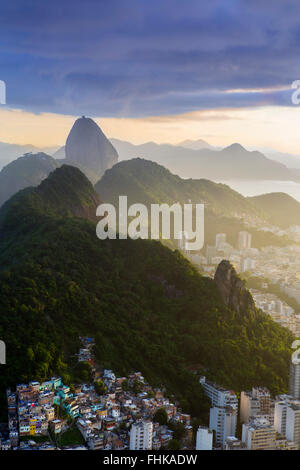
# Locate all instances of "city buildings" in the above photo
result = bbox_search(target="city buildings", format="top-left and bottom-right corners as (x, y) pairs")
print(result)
(4, 332), (300, 451)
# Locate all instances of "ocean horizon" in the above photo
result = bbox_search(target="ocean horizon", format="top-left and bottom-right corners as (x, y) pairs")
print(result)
(216, 179), (300, 203)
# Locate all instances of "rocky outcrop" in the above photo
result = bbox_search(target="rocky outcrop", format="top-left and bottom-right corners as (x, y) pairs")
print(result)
(65, 116), (118, 183)
(214, 260), (256, 315)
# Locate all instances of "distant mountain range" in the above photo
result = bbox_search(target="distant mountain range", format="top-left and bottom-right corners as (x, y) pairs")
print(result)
(0, 142), (59, 169)
(109, 139), (300, 182)
(178, 141), (300, 170)
(177, 138), (217, 150)
(263, 150), (300, 170)
(1, 134), (300, 182)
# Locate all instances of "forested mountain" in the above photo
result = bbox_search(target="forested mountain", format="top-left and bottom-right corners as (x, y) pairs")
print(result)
(95, 158), (293, 248)
(0, 165), (293, 418)
(249, 192), (300, 229)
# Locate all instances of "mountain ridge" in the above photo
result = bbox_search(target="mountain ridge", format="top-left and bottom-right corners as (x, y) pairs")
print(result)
(94, 158), (298, 248)
(249, 192), (300, 229)
(0, 152), (59, 208)
(110, 138), (300, 181)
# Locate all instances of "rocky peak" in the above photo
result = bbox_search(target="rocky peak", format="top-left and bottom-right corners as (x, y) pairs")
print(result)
(65, 116), (118, 183)
(214, 260), (255, 315)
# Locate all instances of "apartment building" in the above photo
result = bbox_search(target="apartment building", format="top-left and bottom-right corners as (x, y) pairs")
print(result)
(242, 418), (276, 450)
(200, 376), (238, 409)
(196, 426), (213, 450)
(209, 406), (237, 447)
(130, 421), (153, 450)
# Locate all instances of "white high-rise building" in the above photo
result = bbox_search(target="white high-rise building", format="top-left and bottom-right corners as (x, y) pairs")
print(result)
(286, 403), (300, 448)
(196, 426), (213, 450)
(130, 421), (153, 450)
(238, 231), (252, 251)
(289, 360), (300, 399)
(200, 376), (238, 409)
(274, 396), (300, 448)
(241, 257), (255, 273)
(216, 233), (226, 249)
(274, 399), (290, 436)
(209, 406), (237, 447)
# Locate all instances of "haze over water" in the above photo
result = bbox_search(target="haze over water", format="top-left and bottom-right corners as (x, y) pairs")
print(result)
(216, 180), (300, 203)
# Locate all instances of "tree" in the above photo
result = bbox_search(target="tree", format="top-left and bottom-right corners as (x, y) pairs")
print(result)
(168, 421), (186, 440)
(168, 439), (181, 450)
(94, 380), (107, 395)
(153, 408), (168, 426)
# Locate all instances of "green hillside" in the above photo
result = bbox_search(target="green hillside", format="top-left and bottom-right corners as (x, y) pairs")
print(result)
(95, 158), (261, 217)
(249, 192), (300, 228)
(95, 158), (292, 249)
(0, 166), (293, 420)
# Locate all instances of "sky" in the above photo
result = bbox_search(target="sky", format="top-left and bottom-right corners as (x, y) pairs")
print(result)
(1, 0), (300, 151)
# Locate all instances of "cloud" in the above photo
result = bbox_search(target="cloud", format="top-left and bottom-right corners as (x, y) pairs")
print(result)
(1, 1), (300, 116)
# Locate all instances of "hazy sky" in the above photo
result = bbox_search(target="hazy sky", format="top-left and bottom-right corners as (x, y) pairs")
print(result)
(1, 0), (300, 151)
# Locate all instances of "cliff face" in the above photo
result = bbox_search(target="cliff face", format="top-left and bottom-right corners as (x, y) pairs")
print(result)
(214, 260), (256, 315)
(65, 116), (118, 183)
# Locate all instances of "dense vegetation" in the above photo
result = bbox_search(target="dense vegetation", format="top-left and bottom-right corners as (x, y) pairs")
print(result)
(0, 166), (294, 421)
(249, 192), (300, 229)
(95, 158), (294, 248)
(95, 158), (261, 217)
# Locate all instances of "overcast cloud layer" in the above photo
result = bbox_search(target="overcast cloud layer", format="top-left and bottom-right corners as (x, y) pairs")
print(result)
(1, 0), (300, 116)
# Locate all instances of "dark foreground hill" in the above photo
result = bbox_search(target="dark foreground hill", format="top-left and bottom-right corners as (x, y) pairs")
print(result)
(0, 166), (293, 419)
